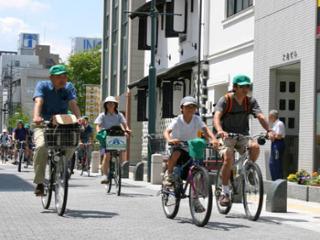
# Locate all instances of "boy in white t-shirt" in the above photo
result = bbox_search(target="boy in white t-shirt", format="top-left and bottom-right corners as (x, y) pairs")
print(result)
(163, 96), (219, 186)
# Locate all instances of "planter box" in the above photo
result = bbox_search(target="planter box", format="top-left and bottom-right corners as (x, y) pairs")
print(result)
(308, 185), (320, 203)
(287, 182), (308, 201)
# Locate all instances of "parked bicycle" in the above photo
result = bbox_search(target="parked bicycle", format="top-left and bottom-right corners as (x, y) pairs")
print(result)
(160, 140), (213, 227)
(41, 117), (80, 216)
(215, 133), (268, 221)
(105, 126), (127, 196)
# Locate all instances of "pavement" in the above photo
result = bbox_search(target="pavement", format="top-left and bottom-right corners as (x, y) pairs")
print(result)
(0, 162), (319, 240)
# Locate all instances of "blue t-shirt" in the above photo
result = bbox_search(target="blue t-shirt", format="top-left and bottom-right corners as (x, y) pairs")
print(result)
(13, 128), (28, 141)
(33, 80), (77, 120)
(80, 125), (93, 143)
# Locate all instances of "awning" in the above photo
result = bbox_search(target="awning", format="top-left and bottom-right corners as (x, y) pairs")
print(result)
(128, 60), (196, 89)
(129, 0), (166, 19)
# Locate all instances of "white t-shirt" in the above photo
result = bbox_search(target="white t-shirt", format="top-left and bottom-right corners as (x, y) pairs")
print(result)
(272, 119), (286, 138)
(168, 114), (206, 141)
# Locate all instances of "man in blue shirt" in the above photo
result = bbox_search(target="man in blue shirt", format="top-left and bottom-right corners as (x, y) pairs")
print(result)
(12, 120), (29, 164)
(32, 64), (81, 196)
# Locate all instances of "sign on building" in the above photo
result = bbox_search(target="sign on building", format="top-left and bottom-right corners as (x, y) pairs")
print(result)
(72, 37), (102, 54)
(85, 85), (101, 122)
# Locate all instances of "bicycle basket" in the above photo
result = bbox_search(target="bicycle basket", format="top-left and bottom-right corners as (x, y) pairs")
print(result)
(44, 124), (80, 148)
(187, 138), (207, 160)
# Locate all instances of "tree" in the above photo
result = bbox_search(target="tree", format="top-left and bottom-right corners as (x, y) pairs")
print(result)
(67, 47), (101, 114)
(8, 107), (30, 131)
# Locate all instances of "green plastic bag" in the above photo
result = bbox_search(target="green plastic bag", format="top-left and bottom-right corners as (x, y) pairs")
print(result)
(96, 129), (107, 148)
(188, 138), (207, 160)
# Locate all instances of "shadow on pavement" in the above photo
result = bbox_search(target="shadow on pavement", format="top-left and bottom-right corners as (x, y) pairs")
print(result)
(0, 173), (34, 192)
(260, 216), (309, 224)
(176, 217), (251, 231)
(64, 209), (119, 219)
(116, 192), (155, 198)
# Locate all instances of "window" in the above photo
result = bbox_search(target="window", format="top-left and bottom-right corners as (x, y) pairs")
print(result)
(137, 89), (148, 121)
(279, 99), (286, 110)
(111, 0), (119, 95)
(120, 0), (129, 95)
(280, 81), (286, 92)
(289, 82), (296, 93)
(162, 81), (174, 118)
(227, 0), (253, 18)
(289, 100), (295, 111)
(279, 117), (286, 126)
(288, 118), (295, 129)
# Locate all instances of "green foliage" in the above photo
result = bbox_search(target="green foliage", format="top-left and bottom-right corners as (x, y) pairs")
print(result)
(8, 107), (30, 131)
(67, 47), (101, 114)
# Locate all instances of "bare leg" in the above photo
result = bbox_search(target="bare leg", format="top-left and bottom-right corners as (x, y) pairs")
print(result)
(221, 149), (233, 186)
(101, 152), (111, 175)
(167, 151), (181, 174)
(249, 141), (260, 161)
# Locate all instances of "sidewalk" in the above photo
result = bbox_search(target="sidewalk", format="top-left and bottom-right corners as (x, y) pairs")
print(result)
(123, 178), (320, 233)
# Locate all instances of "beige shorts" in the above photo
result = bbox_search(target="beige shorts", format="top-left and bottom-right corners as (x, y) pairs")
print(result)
(218, 136), (252, 157)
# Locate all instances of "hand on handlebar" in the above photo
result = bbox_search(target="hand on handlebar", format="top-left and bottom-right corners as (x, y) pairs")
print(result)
(216, 130), (229, 140)
(210, 138), (220, 150)
(168, 138), (181, 145)
(33, 116), (43, 125)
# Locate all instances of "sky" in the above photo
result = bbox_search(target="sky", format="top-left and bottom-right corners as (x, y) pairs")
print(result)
(0, 0), (103, 61)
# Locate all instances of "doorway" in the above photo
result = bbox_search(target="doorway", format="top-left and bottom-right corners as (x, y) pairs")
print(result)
(271, 63), (300, 177)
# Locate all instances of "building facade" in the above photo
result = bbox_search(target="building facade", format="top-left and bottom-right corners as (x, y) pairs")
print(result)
(254, 0), (318, 175)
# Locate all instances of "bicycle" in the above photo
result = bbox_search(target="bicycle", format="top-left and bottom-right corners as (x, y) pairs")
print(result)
(214, 133), (268, 221)
(160, 140), (213, 227)
(40, 117), (80, 216)
(16, 140), (27, 172)
(104, 126), (127, 196)
(79, 143), (91, 176)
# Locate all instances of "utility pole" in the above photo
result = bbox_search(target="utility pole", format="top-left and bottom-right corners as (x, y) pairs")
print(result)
(147, 0), (157, 182)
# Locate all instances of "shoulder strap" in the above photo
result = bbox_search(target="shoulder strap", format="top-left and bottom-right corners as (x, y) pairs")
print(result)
(243, 96), (251, 113)
(223, 93), (233, 116)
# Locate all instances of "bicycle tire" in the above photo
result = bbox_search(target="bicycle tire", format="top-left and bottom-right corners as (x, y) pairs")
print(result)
(17, 151), (23, 172)
(161, 179), (181, 219)
(55, 156), (69, 216)
(242, 162), (264, 221)
(115, 157), (121, 196)
(41, 158), (53, 209)
(189, 166), (213, 227)
(215, 167), (232, 215)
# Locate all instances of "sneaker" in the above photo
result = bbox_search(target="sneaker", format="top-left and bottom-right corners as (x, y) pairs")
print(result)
(219, 193), (231, 207)
(163, 172), (174, 187)
(193, 198), (205, 213)
(101, 175), (109, 184)
(34, 184), (44, 196)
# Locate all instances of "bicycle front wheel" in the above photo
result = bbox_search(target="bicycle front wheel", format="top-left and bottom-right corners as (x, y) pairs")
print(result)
(214, 167), (232, 214)
(17, 151), (23, 172)
(114, 157), (121, 196)
(54, 157), (69, 216)
(161, 180), (181, 219)
(242, 162), (264, 221)
(42, 158), (53, 209)
(189, 166), (213, 227)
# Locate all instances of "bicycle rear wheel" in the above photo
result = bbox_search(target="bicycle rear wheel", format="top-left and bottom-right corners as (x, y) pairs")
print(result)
(161, 178), (181, 219)
(55, 156), (69, 216)
(242, 162), (264, 221)
(42, 158), (53, 209)
(214, 168), (232, 214)
(114, 157), (121, 196)
(17, 151), (23, 172)
(189, 166), (213, 227)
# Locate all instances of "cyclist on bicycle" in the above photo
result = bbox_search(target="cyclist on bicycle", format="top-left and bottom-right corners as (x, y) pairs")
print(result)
(78, 116), (93, 165)
(0, 129), (11, 162)
(32, 64), (81, 196)
(94, 96), (131, 184)
(163, 96), (219, 187)
(213, 75), (274, 207)
(12, 120), (29, 164)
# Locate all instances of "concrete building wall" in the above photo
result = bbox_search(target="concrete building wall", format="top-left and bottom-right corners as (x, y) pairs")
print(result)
(254, 0), (317, 174)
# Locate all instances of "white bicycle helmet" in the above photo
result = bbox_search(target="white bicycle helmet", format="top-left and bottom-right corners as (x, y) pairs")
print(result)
(103, 96), (118, 105)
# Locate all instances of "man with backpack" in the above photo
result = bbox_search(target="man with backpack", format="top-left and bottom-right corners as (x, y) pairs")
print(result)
(213, 75), (274, 207)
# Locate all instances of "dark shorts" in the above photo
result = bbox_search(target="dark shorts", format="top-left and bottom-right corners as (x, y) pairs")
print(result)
(171, 147), (191, 180)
